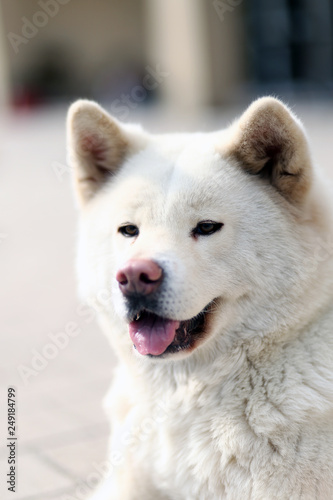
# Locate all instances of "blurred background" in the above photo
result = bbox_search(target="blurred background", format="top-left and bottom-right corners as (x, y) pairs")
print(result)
(0, 1), (332, 499)
(1, 0), (333, 109)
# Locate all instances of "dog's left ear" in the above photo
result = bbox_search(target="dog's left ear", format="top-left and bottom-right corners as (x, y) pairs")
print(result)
(223, 97), (313, 205)
(67, 100), (146, 206)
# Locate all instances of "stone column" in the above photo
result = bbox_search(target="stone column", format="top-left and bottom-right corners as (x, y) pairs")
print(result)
(144, 0), (212, 108)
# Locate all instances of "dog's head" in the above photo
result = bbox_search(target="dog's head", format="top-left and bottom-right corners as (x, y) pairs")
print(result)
(67, 97), (327, 361)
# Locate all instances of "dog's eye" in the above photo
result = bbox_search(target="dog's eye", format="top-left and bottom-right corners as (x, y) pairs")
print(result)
(192, 221), (223, 237)
(118, 224), (139, 237)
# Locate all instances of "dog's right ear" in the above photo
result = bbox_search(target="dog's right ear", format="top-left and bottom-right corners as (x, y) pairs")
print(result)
(67, 100), (145, 206)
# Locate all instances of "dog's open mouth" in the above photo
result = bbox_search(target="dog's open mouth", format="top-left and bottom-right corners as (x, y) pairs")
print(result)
(128, 303), (213, 357)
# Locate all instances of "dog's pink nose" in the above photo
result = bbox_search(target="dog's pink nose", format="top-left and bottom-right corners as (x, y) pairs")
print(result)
(116, 259), (163, 296)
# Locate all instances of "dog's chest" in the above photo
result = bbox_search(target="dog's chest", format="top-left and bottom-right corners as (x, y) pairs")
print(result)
(143, 379), (261, 498)
(143, 370), (307, 499)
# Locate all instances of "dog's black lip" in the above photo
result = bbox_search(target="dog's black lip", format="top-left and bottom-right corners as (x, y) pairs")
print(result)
(131, 301), (215, 357)
(126, 294), (160, 323)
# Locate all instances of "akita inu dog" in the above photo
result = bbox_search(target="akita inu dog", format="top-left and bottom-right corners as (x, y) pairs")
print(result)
(67, 97), (333, 499)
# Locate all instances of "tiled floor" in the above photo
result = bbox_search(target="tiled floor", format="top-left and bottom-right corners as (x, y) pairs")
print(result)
(1, 99), (332, 499)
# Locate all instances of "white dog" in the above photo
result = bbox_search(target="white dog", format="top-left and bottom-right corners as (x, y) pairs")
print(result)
(67, 97), (333, 499)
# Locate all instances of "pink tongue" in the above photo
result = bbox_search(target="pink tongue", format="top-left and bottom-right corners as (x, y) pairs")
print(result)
(129, 314), (180, 356)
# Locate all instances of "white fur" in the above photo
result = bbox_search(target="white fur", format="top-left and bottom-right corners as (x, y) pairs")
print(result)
(67, 98), (333, 499)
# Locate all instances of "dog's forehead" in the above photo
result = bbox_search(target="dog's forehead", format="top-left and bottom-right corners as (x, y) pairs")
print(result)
(128, 136), (203, 174)
(123, 133), (230, 190)
(109, 134), (245, 224)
